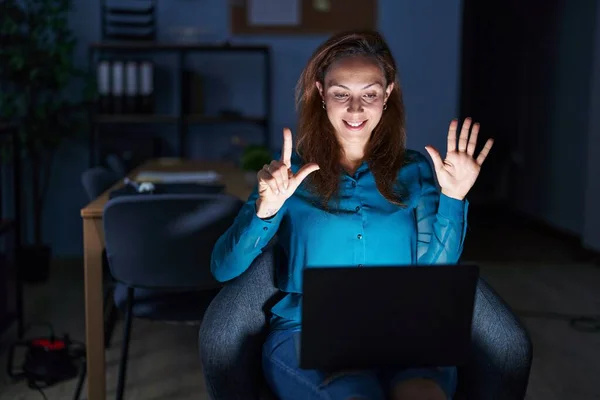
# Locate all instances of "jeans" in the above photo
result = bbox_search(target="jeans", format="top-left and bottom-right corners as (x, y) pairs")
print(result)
(262, 328), (457, 400)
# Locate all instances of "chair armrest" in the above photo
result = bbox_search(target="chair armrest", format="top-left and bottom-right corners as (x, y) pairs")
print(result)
(199, 244), (282, 400)
(457, 278), (533, 400)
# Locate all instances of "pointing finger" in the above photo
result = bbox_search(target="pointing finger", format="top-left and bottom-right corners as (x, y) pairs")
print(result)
(282, 128), (293, 167)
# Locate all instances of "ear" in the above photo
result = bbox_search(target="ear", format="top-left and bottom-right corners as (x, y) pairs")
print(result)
(315, 81), (324, 99)
(384, 82), (394, 102)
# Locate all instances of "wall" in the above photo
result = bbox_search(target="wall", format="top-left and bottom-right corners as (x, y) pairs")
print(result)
(513, 0), (598, 238)
(583, 1), (600, 252)
(38, 0), (463, 256)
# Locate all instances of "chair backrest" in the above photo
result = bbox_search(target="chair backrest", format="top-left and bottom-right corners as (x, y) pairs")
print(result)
(103, 193), (243, 290)
(105, 153), (128, 178)
(81, 166), (118, 201)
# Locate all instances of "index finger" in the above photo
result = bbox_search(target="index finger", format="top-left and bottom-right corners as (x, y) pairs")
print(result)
(281, 128), (293, 167)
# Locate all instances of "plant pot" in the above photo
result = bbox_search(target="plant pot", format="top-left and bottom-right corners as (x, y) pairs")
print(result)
(0, 252), (11, 333)
(18, 245), (52, 284)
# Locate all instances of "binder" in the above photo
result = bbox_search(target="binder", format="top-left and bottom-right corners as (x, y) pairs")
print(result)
(125, 61), (139, 113)
(139, 61), (154, 114)
(111, 60), (125, 114)
(96, 60), (111, 114)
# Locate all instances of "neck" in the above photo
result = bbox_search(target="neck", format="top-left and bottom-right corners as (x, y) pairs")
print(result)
(336, 133), (369, 172)
(340, 138), (367, 160)
(340, 145), (366, 173)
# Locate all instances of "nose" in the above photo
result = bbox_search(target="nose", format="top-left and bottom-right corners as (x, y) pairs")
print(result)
(346, 96), (363, 113)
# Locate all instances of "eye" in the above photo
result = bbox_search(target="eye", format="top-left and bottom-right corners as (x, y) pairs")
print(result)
(363, 93), (378, 100)
(333, 93), (348, 99)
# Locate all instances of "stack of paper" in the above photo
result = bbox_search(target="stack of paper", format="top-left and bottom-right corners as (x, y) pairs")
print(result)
(135, 171), (221, 184)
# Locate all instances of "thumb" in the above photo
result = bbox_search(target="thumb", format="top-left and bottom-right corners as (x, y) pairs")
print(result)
(291, 163), (320, 187)
(424, 146), (444, 172)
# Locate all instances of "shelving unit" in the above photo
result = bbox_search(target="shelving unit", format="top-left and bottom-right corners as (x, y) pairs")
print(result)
(87, 42), (272, 166)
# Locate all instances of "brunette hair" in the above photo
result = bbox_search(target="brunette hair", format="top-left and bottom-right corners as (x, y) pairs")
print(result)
(295, 30), (407, 207)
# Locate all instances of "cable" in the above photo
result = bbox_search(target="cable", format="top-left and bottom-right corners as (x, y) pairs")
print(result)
(516, 310), (600, 333)
(7, 322), (89, 400)
(72, 357), (87, 400)
(516, 310), (595, 320)
(30, 381), (48, 400)
(35, 386), (48, 400)
(569, 317), (600, 333)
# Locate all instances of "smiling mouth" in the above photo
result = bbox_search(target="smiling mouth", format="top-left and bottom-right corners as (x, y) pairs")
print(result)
(343, 120), (367, 130)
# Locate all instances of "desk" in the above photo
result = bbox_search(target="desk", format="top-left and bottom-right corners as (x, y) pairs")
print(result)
(80, 158), (252, 400)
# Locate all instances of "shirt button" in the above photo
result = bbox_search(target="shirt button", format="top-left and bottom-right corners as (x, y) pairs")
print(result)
(355, 206), (360, 212)
(263, 227), (268, 231)
(351, 181), (356, 188)
(358, 264), (363, 268)
(357, 234), (363, 239)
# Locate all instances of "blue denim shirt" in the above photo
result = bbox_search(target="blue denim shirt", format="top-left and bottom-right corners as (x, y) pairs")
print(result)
(211, 149), (468, 330)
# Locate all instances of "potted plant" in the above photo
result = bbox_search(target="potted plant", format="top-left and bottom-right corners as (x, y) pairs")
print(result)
(0, 0), (92, 282)
(240, 144), (272, 187)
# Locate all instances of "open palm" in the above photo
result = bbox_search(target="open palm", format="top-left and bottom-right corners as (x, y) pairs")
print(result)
(424, 118), (494, 200)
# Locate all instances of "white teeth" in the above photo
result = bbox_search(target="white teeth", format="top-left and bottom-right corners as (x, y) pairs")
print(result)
(347, 121), (363, 127)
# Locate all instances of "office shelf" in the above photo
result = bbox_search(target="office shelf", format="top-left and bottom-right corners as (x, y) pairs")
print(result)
(90, 42), (269, 53)
(94, 114), (178, 123)
(93, 114), (267, 125)
(87, 42), (272, 165)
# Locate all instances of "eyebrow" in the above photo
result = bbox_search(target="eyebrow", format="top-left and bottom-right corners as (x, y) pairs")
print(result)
(328, 81), (384, 90)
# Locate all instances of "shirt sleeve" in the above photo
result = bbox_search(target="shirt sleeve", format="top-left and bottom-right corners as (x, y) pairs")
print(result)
(210, 184), (284, 282)
(414, 154), (469, 264)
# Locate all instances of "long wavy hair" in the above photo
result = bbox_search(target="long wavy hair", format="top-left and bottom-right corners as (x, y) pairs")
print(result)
(295, 30), (407, 207)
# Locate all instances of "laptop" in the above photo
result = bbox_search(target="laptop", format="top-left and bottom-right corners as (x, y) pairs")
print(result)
(300, 264), (479, 371)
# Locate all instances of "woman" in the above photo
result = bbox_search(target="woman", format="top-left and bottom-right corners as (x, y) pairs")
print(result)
(211, 30), (493, 400)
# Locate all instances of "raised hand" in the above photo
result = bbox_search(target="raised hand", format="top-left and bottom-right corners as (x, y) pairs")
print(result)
(424, 118), (494, 201)
(255, 128), (320, 218)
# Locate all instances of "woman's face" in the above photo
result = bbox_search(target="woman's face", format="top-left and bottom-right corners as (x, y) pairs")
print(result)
(316, 56), (394, 147)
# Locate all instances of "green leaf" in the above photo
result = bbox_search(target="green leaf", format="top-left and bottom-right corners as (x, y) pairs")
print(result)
(0, 0), (92, 159)
(240, 146), (273, 171)
(9, 55), (24, 70)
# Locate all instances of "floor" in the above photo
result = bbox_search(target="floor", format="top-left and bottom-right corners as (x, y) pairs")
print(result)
(1, 205), (599, 400)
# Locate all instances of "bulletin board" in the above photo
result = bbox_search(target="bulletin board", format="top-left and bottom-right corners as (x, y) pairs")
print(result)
(230, 0), (378, 35)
